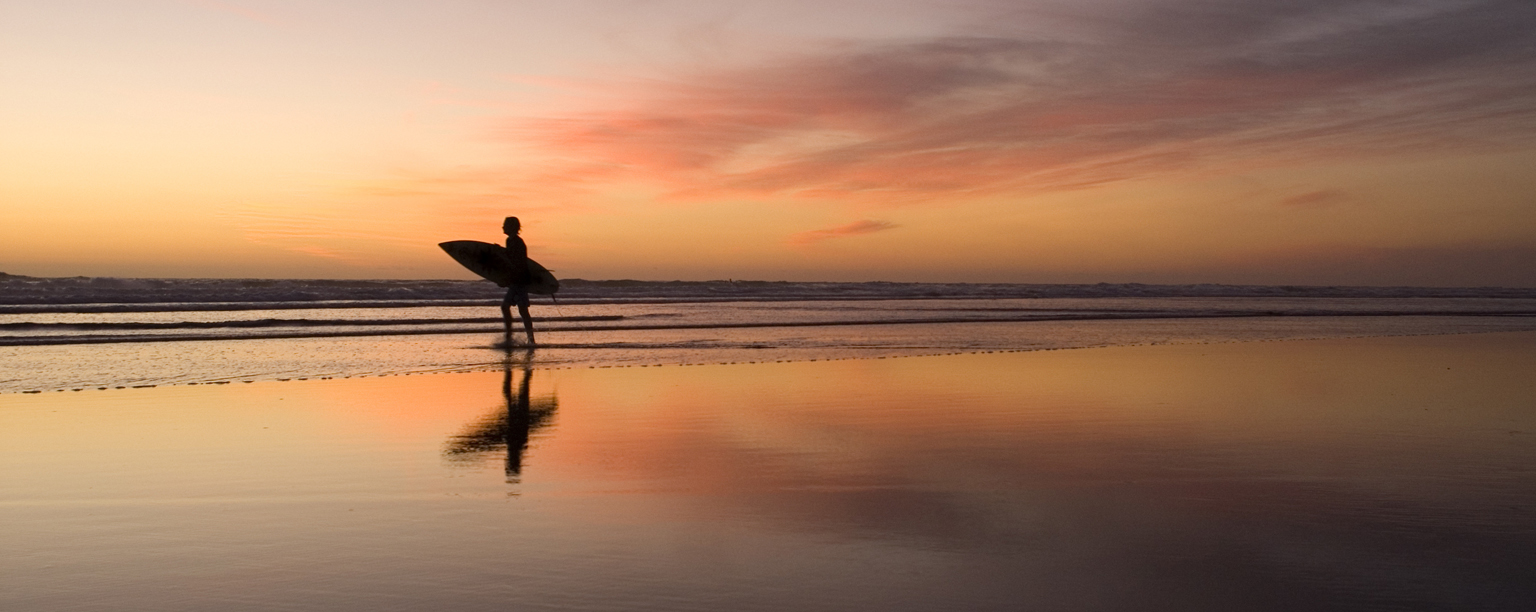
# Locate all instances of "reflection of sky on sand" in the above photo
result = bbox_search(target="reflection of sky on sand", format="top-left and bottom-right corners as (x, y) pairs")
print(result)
(3, 333), (1535, 611)
(531, 336), (1536, 607)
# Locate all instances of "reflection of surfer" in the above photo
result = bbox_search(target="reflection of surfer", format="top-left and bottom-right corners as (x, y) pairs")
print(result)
(441, 350), (557, 485)
(504, 357), (533, 481)
(502, 216), (536, 345)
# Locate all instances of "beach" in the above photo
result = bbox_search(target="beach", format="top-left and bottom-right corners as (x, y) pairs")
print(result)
(5, 330), (1535, 611)
(10, 0), (1536, 607)
(10, 0), (1536, 606)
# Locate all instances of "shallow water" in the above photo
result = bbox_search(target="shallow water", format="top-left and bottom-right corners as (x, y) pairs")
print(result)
(6, 296), (1534, 345)
(5, 303), (1536, 392)
(3, 332), (1534, 611)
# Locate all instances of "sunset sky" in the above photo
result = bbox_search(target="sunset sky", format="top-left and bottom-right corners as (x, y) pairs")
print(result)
(3, 0), (1535, 285)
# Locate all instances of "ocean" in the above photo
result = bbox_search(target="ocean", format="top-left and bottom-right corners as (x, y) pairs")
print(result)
(3, 275), (1536, 393)
(6, 275), (1536, 610)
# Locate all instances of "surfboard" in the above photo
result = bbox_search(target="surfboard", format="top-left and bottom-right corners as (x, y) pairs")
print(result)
(439, 241), (560, 295)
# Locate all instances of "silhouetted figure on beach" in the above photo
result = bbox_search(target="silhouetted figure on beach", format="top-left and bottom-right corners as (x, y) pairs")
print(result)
(502, 216), (536, 346)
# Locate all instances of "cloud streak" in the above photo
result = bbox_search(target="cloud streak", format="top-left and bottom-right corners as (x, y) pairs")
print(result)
(491, 0), (1536, 205)
(1279, 190), (1349, 209)
(789, 220), (899, 244)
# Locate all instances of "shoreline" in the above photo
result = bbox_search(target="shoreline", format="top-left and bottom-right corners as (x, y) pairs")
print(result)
(8, 326), (1535, 396)
(7, 309), (1536, 348)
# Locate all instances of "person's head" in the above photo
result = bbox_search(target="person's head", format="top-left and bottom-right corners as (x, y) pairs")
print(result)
(503, 216), (521, 235)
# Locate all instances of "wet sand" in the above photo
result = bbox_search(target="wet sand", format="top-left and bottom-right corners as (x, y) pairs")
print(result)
(4, 332), (1535, 611)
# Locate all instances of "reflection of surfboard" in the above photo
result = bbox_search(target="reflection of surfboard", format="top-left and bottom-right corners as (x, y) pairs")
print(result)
(439, 241), (559, 294)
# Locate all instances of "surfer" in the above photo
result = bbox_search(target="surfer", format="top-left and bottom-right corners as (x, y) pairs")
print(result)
(501, 216), (536, 346)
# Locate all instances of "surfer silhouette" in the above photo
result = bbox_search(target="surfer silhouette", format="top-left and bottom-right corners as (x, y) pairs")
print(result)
(502, 216), (536, 345)
(438, 219), (558, 346)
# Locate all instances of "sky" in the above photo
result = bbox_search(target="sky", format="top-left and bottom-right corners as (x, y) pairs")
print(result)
(3, 0), (1535, 285)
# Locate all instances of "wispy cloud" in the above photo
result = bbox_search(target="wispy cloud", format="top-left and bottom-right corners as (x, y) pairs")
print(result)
(288, 245), (357, 262)
(1279, 190), (1350, 209)
(789, 220), (899, 244)
(487, 0), (1536, 205)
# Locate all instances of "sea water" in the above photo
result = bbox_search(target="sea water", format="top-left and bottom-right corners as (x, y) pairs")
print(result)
(3, 278), (1535, 393)
(6, 277), (1536, 610)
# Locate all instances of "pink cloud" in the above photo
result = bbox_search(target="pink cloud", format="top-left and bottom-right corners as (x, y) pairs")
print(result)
(789, 220), (899, 245)
(289, 245), (356, 262)
(1279, 190), (1350, 209)
(398, 0), (1536, 213)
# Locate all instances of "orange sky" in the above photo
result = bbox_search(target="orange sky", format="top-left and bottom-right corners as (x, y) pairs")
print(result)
(3, 0), (1535, 285)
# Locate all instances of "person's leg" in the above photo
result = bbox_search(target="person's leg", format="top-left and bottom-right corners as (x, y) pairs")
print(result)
(514, 288), (535, 345)
(500, 289), (516, 341)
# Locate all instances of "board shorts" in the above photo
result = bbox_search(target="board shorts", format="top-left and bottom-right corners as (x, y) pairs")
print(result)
(503, 285), (530, 309)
